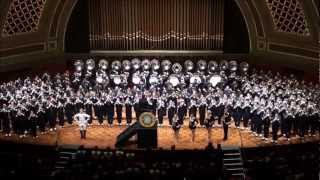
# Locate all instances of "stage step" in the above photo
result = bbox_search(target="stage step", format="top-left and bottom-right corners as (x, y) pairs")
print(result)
(53, 146), (79, 170)
(222, 146), (246, 180)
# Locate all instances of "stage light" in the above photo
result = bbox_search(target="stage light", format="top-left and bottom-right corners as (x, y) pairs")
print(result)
(131, 58), (141, 71)
(161, 60), (172, 72)
(74, 60), (84, 72)
(229, 61), (238, 72)
(142, 59), (151, 71)
(197, 60), (207, 71)
(208, 75), (222, 87)
(122, 60), (131, 72)
(208, 60), (218, 73)
(184, 60), (194, 72)
(111, 60), (121, 71)
(86, 59), (95, 71)
(172, 63), (182, 74)
(220, 60), (229, 71)
(240, 62), (249, 73)
(151, 59), (160, 71)
(98, 59), (108, 70)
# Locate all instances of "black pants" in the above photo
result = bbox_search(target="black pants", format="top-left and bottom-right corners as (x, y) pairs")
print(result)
(199, 106), (206, 126)
(116, 105), (122, 124)
(272, 123), (279, 141)
(178, 108), (185, 125)
(125, 105), (132, 124)
(157, 108), (166, 124)
(168, 108), (176, 125)
(263, 120), (270, 138)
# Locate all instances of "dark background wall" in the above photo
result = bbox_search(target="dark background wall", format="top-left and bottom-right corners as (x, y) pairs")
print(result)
(65, 0), (89, 53)
(223, 0), (249, 53)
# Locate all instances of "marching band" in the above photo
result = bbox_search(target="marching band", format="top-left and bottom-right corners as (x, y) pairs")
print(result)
(0, 58), (319, 143)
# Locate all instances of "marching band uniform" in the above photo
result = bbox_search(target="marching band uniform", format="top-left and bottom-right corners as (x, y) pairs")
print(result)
(172, 115), (181, 142)
(188, 98), (198, 120)
(124, 96), (133, 125)
(94, 99), (104, 125)
(199, 95), (207, 126)
(177, 97), (187, 125)
(156, 96), (166, 125)
(222, 109), (232, 140)
(37, 106), (46, 133)
(232, 100), (242, 128)
(57, 102), (65, 127)
(189, 115), (197, 142)
(105, 93), (115, 125)
(271, 113), (281, 143)
(84, 98), (93, 124)
(167, 99), (176, 125)
(263, 109), (271, 140)
(65, 98), (75, 124)
(74, 110), (90, 139)
(1, 105), (11, 136)
(28, 111), (38, 138)
(115, 95), (123, 125)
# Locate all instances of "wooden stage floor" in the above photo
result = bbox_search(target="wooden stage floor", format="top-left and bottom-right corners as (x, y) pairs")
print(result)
(0, 120), (319, 149)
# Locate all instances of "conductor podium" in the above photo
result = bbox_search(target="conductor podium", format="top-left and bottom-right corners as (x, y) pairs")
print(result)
(115, 112), (158, 149)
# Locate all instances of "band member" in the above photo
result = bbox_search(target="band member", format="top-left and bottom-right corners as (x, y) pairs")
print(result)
(204, 111), (214, 142)
(57, 101), (65, 127)
(65, 97), (75, 124)
(1, 104), (11, 136)
(133, 94), (141, 121)
(115, 94), (123, 125)
(94, 99), (104, 125)
(84, 97), (93, 124)
(242, 99), (251, 129)
(105, 93), (115, 126)
(232, 100), (242, 128)
(177, 96), (187, 125)
(189, 114), (197, 142)
(16, 109), (25, 138)
(188, 97), (198, 120)
(222, 109), (232, 140)
(262, 108), (271, 141)
(125, 95), (133, 125)
(157, 96), (166, 126)
(199, 94), (207, 126)
(172, 114), (181, 142)
(271, 113), (281, 143)
(74, 108), (90, 139)
(167, 98), (176, 125)
(28, 110), (38, 138)
(48, 100), (58, 131)
(37, 106), (46, 134)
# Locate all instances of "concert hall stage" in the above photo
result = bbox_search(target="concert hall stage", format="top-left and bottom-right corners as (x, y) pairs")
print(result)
(0, 120), (319, 150)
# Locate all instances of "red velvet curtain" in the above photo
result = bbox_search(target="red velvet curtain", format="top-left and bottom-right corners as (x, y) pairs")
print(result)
(89, 0), (224, 50)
